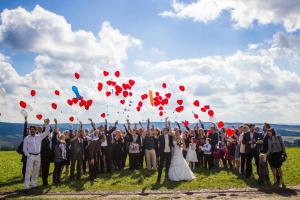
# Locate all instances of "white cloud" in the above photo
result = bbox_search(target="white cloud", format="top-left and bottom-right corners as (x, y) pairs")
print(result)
(159, 0), (300, 32)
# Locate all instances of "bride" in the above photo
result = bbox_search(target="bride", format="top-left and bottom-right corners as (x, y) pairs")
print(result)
(168, 129), (196, 181)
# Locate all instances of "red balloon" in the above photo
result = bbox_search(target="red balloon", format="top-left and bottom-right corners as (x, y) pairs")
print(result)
(123, 91), (128, 98)
(218, 121), (224, 129)
(183, 120), (189, 127)
(162, 83), (167, 89)
(159, 111), (163, 116)
(97, 82), (103, 92)
(86, 99), (93, 106)
(72, 98), (78, 104)
(201, 107), (206, 112)
(193, 100), (200, 107)
(175, 106), (184, 113)
(129, 92), (133, 97)
(30, 90), (36, 97)
(115, 85), (123, 94)
(136, 107), (141, 112)
(120, 99), (125, 105)
(51, 103), (57, 110)
(226, 128), (235, 137)
(103, 71), (109, 77)
(159, 106), (164, 111)
(129, 79), (135, 86)
(177, 99), (183, 105)
(207, 129), (212, 135)
(155, 92), (160, 97)
(54, 90), (60, 96)
(100, 113), (106, 118)
(208, 110), (214, 117)
(106, 91), (111, 97)
(114, 70), (120, 78)
(194, 113), (199, 119)
(179, 85), (185, 92)
(138, 101), (143, 107)
(69, 116), (74, 122)
(19, 101), (27, 109)
(67, 99), (73, 106)
(165, 93), (171, 99)
(161, 98), (168, 105)
(84, 105), (90, 110)
(74, 72), (80, 79)
(36, 114), (43, 120)
(204, 105), (210, 110)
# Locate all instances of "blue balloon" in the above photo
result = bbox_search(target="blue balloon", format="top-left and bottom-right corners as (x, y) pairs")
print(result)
(72, 86), (81, 99)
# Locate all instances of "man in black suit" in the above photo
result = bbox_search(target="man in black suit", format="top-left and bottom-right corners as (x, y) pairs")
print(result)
(157, 127), (174, 183)
(100, 119), (118, 173)
(242, 124), (260, 178)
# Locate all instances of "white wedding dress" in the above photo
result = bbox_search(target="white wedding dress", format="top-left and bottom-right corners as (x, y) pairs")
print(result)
(168, 139), (196, 181)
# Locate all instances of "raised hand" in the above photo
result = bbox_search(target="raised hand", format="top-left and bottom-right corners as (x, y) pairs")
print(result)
(54, 118), (57, 124)
(44, 118), (50, 125)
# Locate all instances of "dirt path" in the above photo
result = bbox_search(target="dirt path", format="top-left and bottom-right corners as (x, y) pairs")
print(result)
(1, 186), (299, 199)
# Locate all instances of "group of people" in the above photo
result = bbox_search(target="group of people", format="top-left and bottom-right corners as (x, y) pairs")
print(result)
(19, 116), (287, 192)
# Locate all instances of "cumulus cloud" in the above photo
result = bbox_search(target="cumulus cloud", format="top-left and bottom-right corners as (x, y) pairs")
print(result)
(159, 0), (300, 32)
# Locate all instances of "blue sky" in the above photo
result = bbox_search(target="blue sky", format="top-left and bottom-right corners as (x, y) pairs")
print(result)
(0, 0), (286, 75)
(0, 0), (300, 123)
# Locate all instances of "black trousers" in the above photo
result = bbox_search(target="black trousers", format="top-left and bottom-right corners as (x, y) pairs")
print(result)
(198, 151), (204, 168)
(88, 155), (97, 181)
(22, 157), (27, 179)
(100, 146), (112, 173)
(139, 147), (145, 168)
(245, 149), (259, 178)
(41, 154), (51, 185)
(157, 152), (171, 181)
(122, 151), (128, 168)
(129, 153), (140, 170)
(240, 153), (246, 175)
(204, 154), (212, 169)
(70, 154), (82, 179)
(53, 161), (62, 183)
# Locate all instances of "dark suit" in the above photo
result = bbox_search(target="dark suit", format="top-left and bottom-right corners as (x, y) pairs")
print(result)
(157, 134), (174, 181)
(87, 139), (100, 181)
(242, 131), (259, 178)
(70, 137), (84, 179)
(100, 124), (116, 173)
(41, 128), (53, 185)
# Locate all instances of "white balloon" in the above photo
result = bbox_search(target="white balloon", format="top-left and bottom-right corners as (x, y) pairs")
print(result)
(0, 88), (6, 98)
(20, 109), (28, 117)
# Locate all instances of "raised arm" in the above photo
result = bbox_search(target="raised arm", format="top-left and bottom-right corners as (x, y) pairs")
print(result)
(165, 117), (168, 129)
(39, 118), (51, 140)
(182, 121), (190, 131)
(175, 121), (182, 133)
(147, 118), (150, 132)
(88, 118), (96, 131)
(23, 116), (28, 138)
(106, 120), (118, 135)
(199, 120), (205, 129)
(139, 121), (144, 129)
(126, 119), (132, 132)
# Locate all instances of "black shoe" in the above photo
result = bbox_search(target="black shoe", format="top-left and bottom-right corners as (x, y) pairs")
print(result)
(43, 182), (49, 186)
(23, 189), (29, 194)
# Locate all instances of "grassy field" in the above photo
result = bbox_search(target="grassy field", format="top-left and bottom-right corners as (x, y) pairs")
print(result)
(0, 148), (300, 193)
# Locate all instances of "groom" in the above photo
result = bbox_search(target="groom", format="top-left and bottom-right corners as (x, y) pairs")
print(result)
(157, 128), (174, 183)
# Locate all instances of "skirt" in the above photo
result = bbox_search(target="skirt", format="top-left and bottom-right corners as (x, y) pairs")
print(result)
(268, 152), (284, 168)
(186, 150), (198, 162)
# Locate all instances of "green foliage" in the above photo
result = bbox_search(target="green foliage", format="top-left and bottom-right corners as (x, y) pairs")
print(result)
(0, 148), (299, 193)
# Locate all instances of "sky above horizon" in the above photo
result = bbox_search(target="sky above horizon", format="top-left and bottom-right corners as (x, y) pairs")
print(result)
(0, 0), (300, 124)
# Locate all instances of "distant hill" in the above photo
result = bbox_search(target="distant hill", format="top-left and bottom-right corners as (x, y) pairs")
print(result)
(0, 122), (299, 150)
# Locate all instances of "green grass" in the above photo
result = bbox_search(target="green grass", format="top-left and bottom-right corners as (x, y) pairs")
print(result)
(0, 148), (300, 193)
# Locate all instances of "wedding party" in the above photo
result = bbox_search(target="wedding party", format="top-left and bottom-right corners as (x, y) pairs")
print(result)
(0, 0), (300, 199)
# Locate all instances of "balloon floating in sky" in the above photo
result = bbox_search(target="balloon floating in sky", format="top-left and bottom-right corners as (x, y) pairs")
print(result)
(36, 114), (43, 120)
(30, 90), (36, 97)
(19, 101), (27, 109)
(72, 86), (82, 99)
(74, 72), (80, 79)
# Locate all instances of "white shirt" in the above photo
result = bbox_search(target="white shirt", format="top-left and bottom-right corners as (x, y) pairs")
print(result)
(164, 134), (170, 153)
(250, 131), (256, 149)
(203, 143), (212, 155)
(239, 134), (246, 153)
(23, 125), (51, 157)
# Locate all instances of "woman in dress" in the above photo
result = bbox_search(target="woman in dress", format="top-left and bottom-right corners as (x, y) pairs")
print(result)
(168, 130), (195, 181)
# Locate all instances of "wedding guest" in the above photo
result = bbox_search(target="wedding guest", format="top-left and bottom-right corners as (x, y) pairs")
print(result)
(266, 128), (286, 187)
(197, 129), (206, 168)
(40, 123), (53, 186)
(62, 130), (71, 180)
(87, 128), (100, 181)
(53, 133), (67, 184)
(113, 130), (126, 170)
(243, 124), (259, 178)
(23, 119), (51, 191)
(186, 137), (198, 170)
(213, 141), (222, 169)
(239, 126), (247, 175)
(257, 153), (269, 185)
(70, 122), (84, 180)
(18, 116), (29, 180)
(203, 138), (212, 170)
(125, 119), (141, 170)
(144, 119), (157, 170)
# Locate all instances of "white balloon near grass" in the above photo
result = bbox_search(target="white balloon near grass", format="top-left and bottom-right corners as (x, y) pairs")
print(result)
(209, 116), (217, 124)
(20, 109), (28, 117)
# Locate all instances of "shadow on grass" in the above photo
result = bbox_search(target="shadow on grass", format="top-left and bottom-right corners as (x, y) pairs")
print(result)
(0, 176), (23, 188)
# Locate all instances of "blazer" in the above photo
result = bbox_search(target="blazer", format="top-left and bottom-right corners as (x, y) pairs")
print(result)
(242, 131), (260, 154)
(158, 134), (174, 156)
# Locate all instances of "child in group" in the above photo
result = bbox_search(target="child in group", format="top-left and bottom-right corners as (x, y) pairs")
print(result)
(186, 137), (198, 170)
(202, 138), (212, 170)
(213, 141), (222, 169)
(258, 153), (269, 185)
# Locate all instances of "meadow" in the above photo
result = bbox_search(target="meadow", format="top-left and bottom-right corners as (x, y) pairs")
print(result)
(0, 148), (299, 194)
